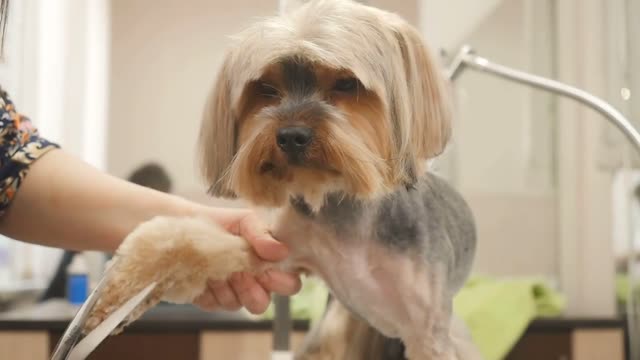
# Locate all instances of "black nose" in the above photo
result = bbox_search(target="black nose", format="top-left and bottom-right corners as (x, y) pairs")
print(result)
(276, 127), (313, 155)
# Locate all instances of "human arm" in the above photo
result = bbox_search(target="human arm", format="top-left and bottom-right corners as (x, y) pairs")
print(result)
(0, 91), (300, 313)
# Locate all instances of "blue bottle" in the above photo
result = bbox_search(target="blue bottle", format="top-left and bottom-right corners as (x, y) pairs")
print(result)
(67, 253), (89, 305)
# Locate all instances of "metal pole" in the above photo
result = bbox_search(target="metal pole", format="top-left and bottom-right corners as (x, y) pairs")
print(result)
(272, 3), (293, 357)
(272, 295), (292, 359)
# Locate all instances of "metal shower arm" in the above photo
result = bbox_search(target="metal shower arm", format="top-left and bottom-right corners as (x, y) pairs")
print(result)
(446, 45), (640, 155)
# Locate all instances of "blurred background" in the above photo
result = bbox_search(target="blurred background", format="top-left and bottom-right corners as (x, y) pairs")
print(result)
(0, 0), (638, 359)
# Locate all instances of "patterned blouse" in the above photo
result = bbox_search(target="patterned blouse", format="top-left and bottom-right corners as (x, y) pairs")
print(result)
(0, 87), (59, 216)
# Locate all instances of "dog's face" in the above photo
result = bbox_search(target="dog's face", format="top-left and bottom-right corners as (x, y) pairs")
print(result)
(199, 0), (452, 209)
(229, 59), (394, 209)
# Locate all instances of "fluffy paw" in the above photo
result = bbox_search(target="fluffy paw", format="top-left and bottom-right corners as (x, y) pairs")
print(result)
(84, 216), (262, 334)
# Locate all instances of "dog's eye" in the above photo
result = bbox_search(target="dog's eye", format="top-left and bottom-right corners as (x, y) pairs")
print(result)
(257, 82), (280, 98)
(333, 77), (359, 93)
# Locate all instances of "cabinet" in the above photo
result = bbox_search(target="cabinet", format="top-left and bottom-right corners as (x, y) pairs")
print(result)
(0, 317), (627, 359)
(506, 319), (627, 360)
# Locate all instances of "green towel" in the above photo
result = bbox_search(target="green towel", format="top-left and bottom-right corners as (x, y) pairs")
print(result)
(616, 274), (629, 305)
(616, 273), (640, 306)
(262, 274), (565, 360)
(453, 275), (565, 360)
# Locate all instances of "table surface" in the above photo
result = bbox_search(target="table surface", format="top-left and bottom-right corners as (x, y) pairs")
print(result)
(0, 299), (311, 332)
(0, 299), (626, 333)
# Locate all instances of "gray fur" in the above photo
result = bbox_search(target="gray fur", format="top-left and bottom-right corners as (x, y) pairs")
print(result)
(292, 172), (476, 359)
(281, 57), (317, 98)
(267, 98), (331, 125)
(262, 58), (332, 127)
(293, 172), (476, 294)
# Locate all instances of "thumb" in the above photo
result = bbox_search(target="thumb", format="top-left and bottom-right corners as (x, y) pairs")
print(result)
(237, 213), (289, 262)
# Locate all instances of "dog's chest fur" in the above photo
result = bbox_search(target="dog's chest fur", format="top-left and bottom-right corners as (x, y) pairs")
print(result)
(272, 173), (476, 340)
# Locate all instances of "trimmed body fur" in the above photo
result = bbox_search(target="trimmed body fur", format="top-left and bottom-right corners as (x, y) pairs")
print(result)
(274, 173), (477, 359)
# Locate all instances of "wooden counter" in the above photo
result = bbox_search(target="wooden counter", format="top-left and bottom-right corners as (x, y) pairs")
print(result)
(0, 300), (629, 359)
(0, 301), (309, 360)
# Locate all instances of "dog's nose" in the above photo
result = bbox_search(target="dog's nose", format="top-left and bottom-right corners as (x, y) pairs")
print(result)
(276, 127), (313, 155)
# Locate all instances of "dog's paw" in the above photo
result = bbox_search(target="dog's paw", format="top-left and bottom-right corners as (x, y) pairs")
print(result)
(84, 216), (262, 334)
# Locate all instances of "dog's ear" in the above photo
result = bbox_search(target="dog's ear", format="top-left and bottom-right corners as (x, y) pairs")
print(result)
(390, 20), (452, 182)
(198, 59), (237, 198)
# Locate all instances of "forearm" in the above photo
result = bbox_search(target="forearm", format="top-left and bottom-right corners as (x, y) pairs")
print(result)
(0, 148), (301, 312)
(0, 149), (205, 252)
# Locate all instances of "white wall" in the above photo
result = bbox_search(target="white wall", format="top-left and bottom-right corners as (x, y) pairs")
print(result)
(421, 0), (560, 279)
(108, 0), (279, 194)
(423, 0), (619, 316)
(553, 0), (616, 316)
(442, 0), (556, 194)
(421, 0), (504, 53)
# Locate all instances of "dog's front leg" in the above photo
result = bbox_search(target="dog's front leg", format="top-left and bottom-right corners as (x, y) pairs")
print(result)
(295, 300), (352, 360)
(84, 215), (264, 333)
(295, 300), (402, 360)
(404, 333), (456, 360)
(401, 307), (457, 360)
(402, 309), (482, 360)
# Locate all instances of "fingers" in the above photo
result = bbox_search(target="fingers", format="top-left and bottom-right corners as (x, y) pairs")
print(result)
(196, 209), (302, 314)
(230, 272), (271, 314)
(193, 289), (218, 311)
(236, 213), (289, 262)
(208, 279), (242, 311)
(258, 270), (302, 296)
(210, 208), (289, 262)
(194, 271), (302, 314)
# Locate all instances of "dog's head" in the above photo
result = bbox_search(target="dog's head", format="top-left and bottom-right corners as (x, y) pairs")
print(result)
(199, 0), (451, 209)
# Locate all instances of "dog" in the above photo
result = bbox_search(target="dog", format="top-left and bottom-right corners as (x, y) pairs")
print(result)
(80, 0), (477, 358)
(197, 0), (479, 358)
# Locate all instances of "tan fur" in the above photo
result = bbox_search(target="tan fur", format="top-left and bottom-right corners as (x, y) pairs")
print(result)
(198, 0), (452, 198)
(296, 301), (397, 360)
(295, 301), (354, 360)
(84, 216), (263, 334)
(226, 61), (392, 209)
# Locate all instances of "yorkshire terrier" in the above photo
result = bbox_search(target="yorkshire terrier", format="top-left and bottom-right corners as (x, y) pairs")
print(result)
(198, 0), (478, 358)
(84, 1), (479, 359)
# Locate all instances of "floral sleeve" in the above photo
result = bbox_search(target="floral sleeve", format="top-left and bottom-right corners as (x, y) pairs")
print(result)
(0, 87), (59, 216)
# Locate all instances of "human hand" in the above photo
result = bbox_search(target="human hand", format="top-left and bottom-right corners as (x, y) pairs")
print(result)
(193, 209), (301, 314)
